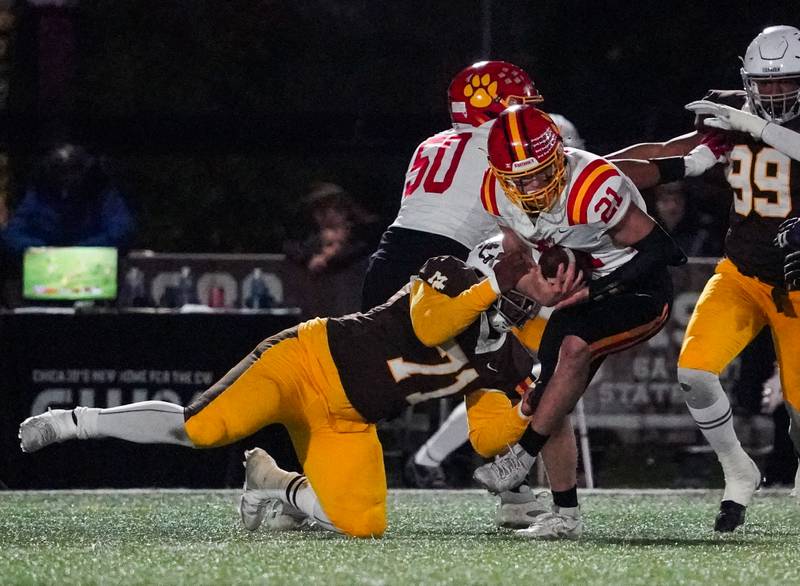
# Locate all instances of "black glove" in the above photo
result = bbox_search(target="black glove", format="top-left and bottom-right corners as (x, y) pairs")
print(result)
(785, 249), (800, 290)
(775, 217), (800, 250)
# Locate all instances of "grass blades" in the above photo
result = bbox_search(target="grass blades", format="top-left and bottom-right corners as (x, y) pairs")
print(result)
(1, 490), (798, 585)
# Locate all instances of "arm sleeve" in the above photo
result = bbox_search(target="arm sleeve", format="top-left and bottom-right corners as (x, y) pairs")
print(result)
(409, 277), (498, 347)
(589, 222), (687, 300)
(761, 122), (800, 162)
(466, 390), (530, 458)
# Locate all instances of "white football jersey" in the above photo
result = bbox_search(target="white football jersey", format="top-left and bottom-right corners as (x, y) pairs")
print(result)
(391, 122), (501, 249)
(480, 149), (646, 278)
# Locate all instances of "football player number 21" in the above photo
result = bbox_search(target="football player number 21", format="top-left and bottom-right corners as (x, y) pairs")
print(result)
(387, 341), (479, 404)
(727, 145), (792, 218)
(403, 133), (471, 196)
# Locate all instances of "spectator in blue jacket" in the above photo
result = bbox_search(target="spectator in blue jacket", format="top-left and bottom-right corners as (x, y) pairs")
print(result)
(1, 143), (135, 258)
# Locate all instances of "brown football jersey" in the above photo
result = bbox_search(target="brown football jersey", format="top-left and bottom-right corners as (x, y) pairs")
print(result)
(326, 255), (535, 422)
(703, 90), (800, 286)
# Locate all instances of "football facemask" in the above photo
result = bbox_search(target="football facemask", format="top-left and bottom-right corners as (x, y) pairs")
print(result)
(741, 26), (800, 123)
(466, 235), (541, 332)
(488, 105), (567, 216)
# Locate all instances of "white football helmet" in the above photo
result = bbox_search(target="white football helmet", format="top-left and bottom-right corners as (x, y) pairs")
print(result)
(467, 235), (540, 332)
(741, 25), (800, 123)
(548, 113), (585, 149)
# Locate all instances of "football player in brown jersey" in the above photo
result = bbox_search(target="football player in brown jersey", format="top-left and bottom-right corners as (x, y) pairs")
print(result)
(18, 232), (584, 538)
(612, 26), (800, 532)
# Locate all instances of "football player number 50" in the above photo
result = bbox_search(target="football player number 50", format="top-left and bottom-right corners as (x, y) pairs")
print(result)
(727, 146), (792, 218)
(403, 133), (471, 196)
(387, 341), (479, 404)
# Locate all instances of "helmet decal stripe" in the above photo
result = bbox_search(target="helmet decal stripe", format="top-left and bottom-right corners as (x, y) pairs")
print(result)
(567, 161), (619, 225)
(506, 108), (529, 161)
(480, 169), (501, 216)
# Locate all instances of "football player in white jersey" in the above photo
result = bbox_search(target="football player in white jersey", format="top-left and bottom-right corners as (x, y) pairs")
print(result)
(471, 105), (687, 537)
(362, 60), (543, 310)
(361, 60), (583, 532)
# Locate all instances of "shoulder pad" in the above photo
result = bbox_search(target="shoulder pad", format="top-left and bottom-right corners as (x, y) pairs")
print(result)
(565, 156), (622, 226)
(480, 168), (503, 217)
(417, 255), (481, 297)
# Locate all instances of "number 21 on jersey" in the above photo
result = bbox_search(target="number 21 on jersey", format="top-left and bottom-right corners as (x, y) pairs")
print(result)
(403, 132), (471, 196)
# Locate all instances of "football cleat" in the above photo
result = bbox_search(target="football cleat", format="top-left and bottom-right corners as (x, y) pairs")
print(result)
(404, 457), (449, 489)
(496, 484), (551, 529)
(515, 506), (583, 540)
(712, 456), (761, 532)
(19, 409), (78, 453)
(721, 457), (761, 506)
(239, 447), (307, 531)
(473, 445), (534, 494)
(714, 500), (747, 533)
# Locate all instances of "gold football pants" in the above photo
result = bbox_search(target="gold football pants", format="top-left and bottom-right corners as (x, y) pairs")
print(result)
(183, 318), (387, 538)
(678, 259), (800, 410)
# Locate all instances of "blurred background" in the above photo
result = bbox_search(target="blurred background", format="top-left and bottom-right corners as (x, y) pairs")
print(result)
(0, 0), (795, 489)
(0, 0), (796, 250)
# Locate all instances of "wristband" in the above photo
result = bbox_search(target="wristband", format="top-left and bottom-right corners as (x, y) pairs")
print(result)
(649, 156), (685, 183)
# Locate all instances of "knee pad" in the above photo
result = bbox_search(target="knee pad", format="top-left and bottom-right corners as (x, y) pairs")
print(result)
(336, 505), (387, 538)
(184, 415), (230, 448)
(677, 367), (724, 409)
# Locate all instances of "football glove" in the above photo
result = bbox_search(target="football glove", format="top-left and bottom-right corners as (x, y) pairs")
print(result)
(683, 131), (733, 176)
(685, 100), (768, 140)
(785, 249), (800, 290)
(774, 217), (800, 250)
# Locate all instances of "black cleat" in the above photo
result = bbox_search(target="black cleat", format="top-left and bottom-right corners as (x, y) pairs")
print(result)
(403, 457), (449, 489)
(714, 500), (747, 532)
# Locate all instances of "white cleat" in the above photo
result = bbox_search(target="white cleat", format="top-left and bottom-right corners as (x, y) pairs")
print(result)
(496, 485), (551, 529)
(18, 409), (78, 453)
(515, 506), (583, 540)
(721, 456), (761, 506)
(239, 448), (307, 531)
(473, 446), (534, 494)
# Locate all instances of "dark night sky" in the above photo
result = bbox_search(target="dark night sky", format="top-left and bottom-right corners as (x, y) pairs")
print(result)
(7, 0), (800, 251)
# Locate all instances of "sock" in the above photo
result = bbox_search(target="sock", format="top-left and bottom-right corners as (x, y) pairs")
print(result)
(518, 427), (549, 458)
(552, 485), (578, 509)
(687, 396), (747, 467)
(415, 401), (468, 467)
(288, 476), (338, 533)
(680, 368), (749, 467)
(76, 401), (192, 446)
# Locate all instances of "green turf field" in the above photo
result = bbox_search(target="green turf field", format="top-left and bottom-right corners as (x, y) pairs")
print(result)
(1, 489), (798, 585)
(23, 247), (117, 300)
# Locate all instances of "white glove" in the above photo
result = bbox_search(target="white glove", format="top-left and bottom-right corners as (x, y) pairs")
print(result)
(683, 144), (720, 176)
(685, 100), (768, 139)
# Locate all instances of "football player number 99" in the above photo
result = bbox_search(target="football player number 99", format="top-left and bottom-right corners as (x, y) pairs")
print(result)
(403, 133), (472, 196)
(727, 145), (792, 218)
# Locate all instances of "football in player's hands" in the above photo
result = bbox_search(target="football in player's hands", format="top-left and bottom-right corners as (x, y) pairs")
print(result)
(538, 245), (593, 279)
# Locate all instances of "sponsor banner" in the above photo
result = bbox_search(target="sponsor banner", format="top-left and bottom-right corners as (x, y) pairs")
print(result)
(1, 310), (300, 488)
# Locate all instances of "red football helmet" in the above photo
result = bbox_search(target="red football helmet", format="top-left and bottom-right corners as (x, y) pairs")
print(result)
(487, 105), (566, 216)
(448, 61), (542, 127)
